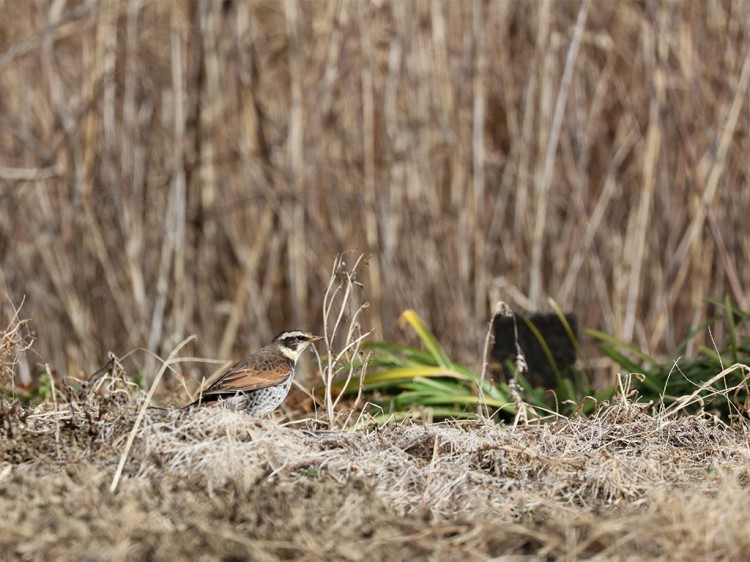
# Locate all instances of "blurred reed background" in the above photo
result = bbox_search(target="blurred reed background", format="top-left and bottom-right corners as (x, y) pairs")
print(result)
(1, 0), (749, 383)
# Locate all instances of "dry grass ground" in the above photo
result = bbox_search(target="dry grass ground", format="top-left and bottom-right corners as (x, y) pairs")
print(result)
(2, 371), (750, 561)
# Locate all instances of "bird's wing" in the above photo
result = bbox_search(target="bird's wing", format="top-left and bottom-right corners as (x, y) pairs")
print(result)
(201, 355), (291, 395)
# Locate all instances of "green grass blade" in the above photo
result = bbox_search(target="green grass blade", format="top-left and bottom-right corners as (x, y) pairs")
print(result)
(521, 315), (562, 385)
(549, 298), (592, 389)
(364, 366), (470, 383)
(725, 295), (739, 364)
(586, 329), (658, 367)
(548, 298), (583, 360)
(399, 310), (451, 368)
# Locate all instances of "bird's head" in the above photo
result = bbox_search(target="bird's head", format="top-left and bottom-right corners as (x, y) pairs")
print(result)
(272, 330), (322, 362)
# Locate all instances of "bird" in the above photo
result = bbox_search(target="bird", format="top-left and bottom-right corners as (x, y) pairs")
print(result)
(186, 330), (321, 415)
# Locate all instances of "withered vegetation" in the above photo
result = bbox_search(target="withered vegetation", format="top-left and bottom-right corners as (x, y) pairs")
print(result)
(3, 1), (750, 559)
(2, 354), (750, 560)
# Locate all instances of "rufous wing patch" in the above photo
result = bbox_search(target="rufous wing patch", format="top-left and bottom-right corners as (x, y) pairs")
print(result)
(207, 365), (290, 393)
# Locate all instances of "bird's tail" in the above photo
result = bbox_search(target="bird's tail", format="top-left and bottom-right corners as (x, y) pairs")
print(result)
(183, 398), (200, 409)
(183, 394), (220, 409)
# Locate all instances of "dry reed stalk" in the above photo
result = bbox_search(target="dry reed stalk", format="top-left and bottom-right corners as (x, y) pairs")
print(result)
(471, 0), (487, 320)
(196, 1), (222, 351)
(621, 17), (659, 345)
(285, 0), (308, 330)
(529, 0), (589, 307)
(0, 1), (749, 385)
(359, 4), (383, 339)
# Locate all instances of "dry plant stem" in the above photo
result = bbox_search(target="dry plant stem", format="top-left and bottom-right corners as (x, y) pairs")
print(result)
(343, 355), (370, 428)
(324, 306), (369, 420)
(477, 301), (505, 418)
(622, 19), (660, 343)
(0, 298), (33, 390)
(471, 0), (487, 320)
(509, 306), (533, 426)
(529, 0), (589, 306)
(284, 0), (308, 330)
(477, 301), (534, 425)
(45, 363), (61, 458)
(110, 335), (196, 493)
(320, 254), (371, 428)
(3, 1), (750, 384)
(321, 258), (348, 423)
(665, 364), (750, 420)
(330, 303), (370, 413)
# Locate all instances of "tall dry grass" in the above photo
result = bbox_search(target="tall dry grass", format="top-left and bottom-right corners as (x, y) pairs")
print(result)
(1, 1), (749, 381)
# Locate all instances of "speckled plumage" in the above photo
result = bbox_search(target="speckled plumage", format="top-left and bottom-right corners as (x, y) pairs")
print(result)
(187, 330), (320, 416)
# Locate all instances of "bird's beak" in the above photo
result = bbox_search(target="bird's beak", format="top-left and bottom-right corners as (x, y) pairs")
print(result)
(310, 335), (323, 343)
